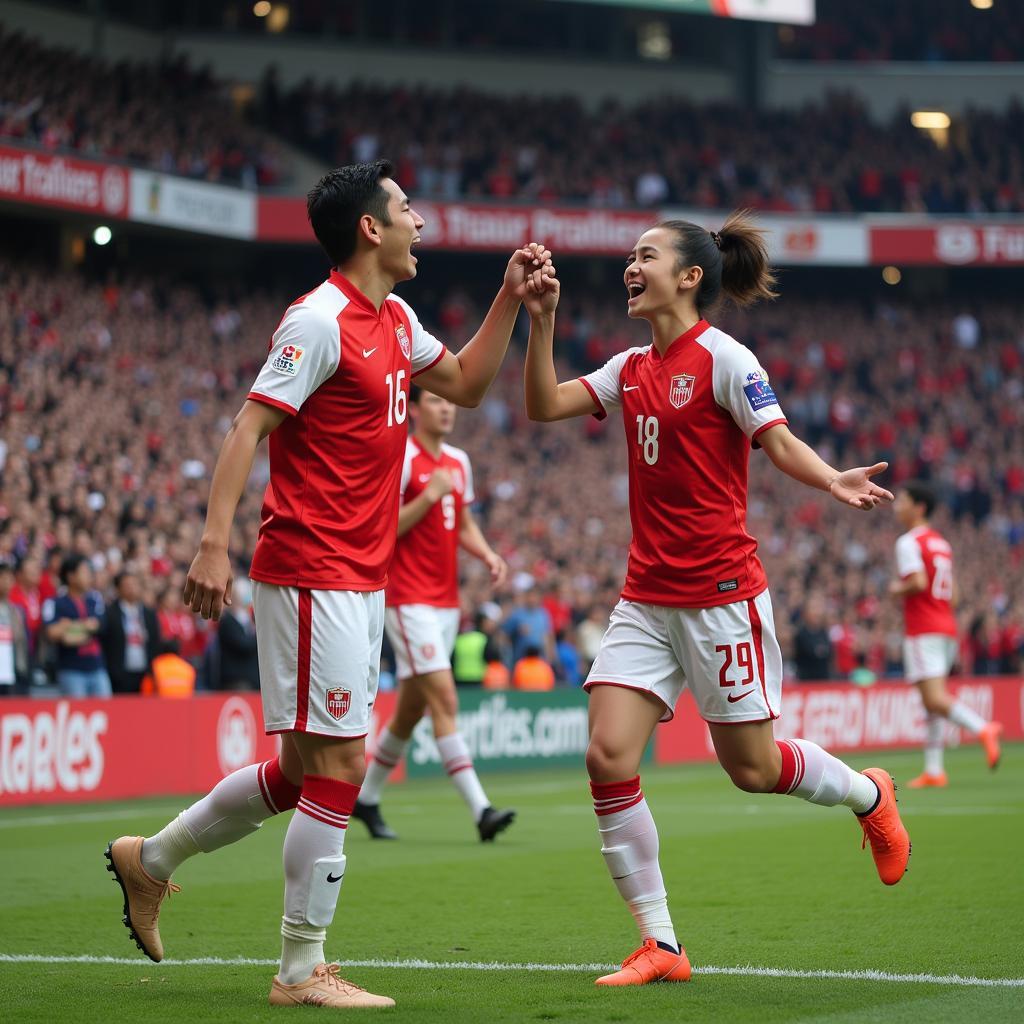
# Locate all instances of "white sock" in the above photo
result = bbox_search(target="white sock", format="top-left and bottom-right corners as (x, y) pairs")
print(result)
(775, 739), (878, 813)
(142, 762), (280, 880)
(437, 732), (490, 821)
(279, 778), (356, 985)
(924, 715), (945, 775)
(592, 778), (677, 951)
(947, 701), (986, 735)
(359, 727), (409, 806)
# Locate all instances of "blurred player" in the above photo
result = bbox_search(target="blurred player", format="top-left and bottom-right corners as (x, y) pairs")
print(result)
(524, 212), (910, 987)
(890, 481), (1002, 787)
(353, 385), (515, 842)
(104, 159), (556, 1009)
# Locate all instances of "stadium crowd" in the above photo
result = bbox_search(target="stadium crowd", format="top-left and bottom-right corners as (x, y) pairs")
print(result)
(0, 25), (287, 187)
(254, 77), (1024, 215)
(0, 261), (1021, 697)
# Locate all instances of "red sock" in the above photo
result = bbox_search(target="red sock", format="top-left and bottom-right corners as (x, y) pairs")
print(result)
(590, 775), (644, 816)
(297, 774), (360, 828)
(258, 757), (302, 814)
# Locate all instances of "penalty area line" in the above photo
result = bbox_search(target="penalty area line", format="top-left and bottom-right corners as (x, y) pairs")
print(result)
(0, 954), (1022, 988)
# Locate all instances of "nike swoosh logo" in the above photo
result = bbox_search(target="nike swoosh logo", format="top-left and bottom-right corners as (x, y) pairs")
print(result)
(726, 690), (756, 703)
(362, 347), (377, 358)
(326, 873), (344, 883)
(623, 384), (640, 392)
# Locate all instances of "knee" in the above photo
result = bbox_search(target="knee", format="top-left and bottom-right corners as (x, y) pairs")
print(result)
(586, 736), (627, 783)
(724, 761), (778, 794)
(922, 695), (950, 717)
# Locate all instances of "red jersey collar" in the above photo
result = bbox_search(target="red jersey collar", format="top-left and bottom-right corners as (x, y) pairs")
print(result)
(329, 269), (382, 315)
(411, 434), (444, 463)
(651, 318), (710, 361)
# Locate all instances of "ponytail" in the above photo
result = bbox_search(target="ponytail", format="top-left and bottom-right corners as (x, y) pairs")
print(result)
(659, 209), (778, 315)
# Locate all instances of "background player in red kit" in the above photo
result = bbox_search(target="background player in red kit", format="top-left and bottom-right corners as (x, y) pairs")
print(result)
(524, 212), (910, 988)
(890, 481), (1002, 787)
(353, 385), (514, 842)
(104, 160), (557, 1009)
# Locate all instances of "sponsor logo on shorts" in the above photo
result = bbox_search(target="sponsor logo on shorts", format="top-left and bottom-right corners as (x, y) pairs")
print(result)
(669, 373), (695, 409)
(717, 579), (739, 592)
(421, 643), (436, 660)
(325, 687), (352, 720)
(396, 323), (411, 358)
(726, 689), (755, 703)
(270, 344), (304, 377)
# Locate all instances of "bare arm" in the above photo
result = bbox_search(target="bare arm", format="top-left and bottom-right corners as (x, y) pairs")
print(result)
(183, 399), (287, 620)
(418, 244), (555, 408)
(889, 571), (928, 597)
(397, 470), (452, 537)
(460, 507), (508, 587)
(757, 423), (894, 511)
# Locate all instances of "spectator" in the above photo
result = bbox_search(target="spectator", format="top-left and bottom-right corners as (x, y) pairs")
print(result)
(793, 596), (833, 681)
(555, 628), (582, 687)
(42, 554), (111, 698)
(503, 588), (555, 665)
(453, 610), (503, 687)
(512, 645), (556, 691)
(216, 577), (259, 690)
(156, 584), (205, 668)
(9, 555), (44, 658)
(100, 570), (162, 694)
(0, 557), (29, 696)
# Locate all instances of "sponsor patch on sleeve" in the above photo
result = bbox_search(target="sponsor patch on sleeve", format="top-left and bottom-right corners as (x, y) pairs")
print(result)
(270, 344), (304, 377)
(742, 370), (778, 412)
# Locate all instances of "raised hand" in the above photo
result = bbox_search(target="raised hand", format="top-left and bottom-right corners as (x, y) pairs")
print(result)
(504, 242), (555, 301)
(424, 468), (455, 502)
(523, 261), (559, 317)
(828, 462), (895, 511)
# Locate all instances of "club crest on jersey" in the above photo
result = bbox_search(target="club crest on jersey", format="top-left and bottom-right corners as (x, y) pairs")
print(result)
(669, 373), (695, 409)
(742, 370), (779, 411)
(270, 344), (304, 377)
(395, 323), (411, 359)
(325, 687), (351, 721)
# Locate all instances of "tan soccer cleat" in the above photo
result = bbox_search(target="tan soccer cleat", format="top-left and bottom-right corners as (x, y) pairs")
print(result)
(104, 836), (180, 963)
(269, 963), (395, 1008)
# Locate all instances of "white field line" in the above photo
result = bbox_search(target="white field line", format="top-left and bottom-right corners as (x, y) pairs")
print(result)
(0, 954), (1021, 988)
(0, 807), (176, 830)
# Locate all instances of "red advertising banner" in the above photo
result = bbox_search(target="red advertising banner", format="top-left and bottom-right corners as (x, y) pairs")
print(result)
(869, 222), (1024, 266)
(0, 144), (129, 218)
(655, 676), (1023, 765)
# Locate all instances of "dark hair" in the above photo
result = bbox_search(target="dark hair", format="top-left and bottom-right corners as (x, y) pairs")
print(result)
(658, 209), (778, 315)
(903, 479), (937, 517)
(307, 160), (394, 266)
(113, 570), (136, 591)
(59, 553), (89, 585)
(409, 383), (423, 404)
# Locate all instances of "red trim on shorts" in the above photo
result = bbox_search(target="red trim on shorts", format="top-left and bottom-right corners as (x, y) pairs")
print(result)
(247, 391), (298, 416)
(396, 607), (420, 676)
(577, 377), (607, 421)
(267, 728), (369, 739)
(411, 345), (447, 378)
(582, 679), (674, 722)
(294, 589), (313, 731)
(746, 597), (774, 717)
(704, 715), (775, 726)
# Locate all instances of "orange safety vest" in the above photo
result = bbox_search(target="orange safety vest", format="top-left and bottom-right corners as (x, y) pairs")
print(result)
(482, 660), (511, 690)
(141, 653), (197, 698)
(512, 656), (555, 691)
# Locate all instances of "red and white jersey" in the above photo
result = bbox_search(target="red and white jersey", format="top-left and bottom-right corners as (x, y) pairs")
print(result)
(248, 270), (446, 591)
(579, 319), (787, 609)
(387, 437), (475, 608)
(895, 526), (957, 637)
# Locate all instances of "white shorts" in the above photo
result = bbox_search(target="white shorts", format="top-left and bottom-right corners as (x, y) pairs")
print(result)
(252, 581), (384, 738)
(385, 604), (460, 680)
(903, 634), (958, 684)
(583, 591), (783, 724)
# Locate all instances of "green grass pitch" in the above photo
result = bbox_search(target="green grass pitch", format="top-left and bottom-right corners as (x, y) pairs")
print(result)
(1, 746), (1022, 1022)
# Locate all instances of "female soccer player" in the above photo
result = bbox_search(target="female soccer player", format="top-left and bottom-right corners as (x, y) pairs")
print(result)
(524, 212), (911, 987)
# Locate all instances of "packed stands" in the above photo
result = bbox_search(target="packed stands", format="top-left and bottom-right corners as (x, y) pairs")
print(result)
(1, 260), (1021, 684)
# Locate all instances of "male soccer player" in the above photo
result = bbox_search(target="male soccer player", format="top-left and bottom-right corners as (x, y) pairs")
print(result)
(353, 385), (514, 842)
(104, 160), (556, 1009)
(890, 480), (1002, 787)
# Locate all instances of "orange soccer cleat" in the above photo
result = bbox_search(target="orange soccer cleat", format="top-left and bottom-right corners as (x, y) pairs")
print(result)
(978, 722), (1003, 771)
(857, 768), (911, 886)
(269, 964), (395, 1008)
(907, 772), (948, 789)
(595, 938), (691, 987)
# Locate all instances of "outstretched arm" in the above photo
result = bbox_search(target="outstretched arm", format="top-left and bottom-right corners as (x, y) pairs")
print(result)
(418, 243), (555, 408)
(757, 423), (894, 511)
(184, 399), (286, 620)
